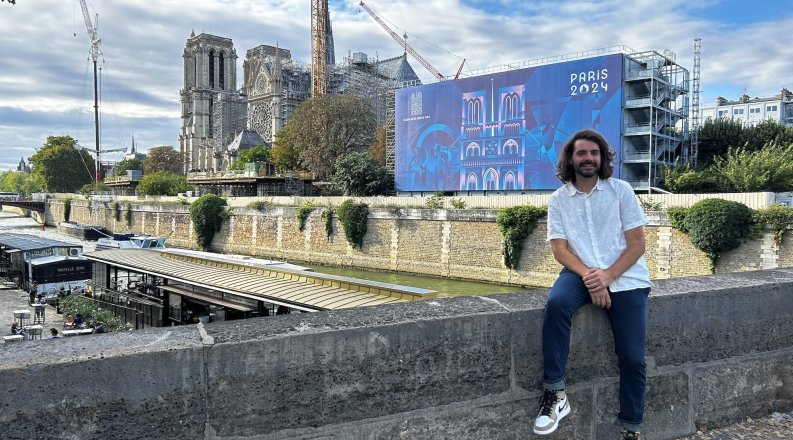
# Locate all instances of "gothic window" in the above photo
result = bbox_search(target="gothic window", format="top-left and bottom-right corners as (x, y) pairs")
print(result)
(504, 172), (515, 190)
(504, 139), (518, 155)
(466, 142), (480, 158)
(466, 99), (482, 124)
(484, 169), (498, 190)
(209, 49), (215, 88)
(250, 102), (273, 142)
(219, 51), (225, 90)
(503, 93), (519, 120)
(466, 173), (478, 190)
(194, 57), (198, 87)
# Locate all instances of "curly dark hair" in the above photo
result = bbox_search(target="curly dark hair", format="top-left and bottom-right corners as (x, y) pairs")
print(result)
(555, 129), (615, 183)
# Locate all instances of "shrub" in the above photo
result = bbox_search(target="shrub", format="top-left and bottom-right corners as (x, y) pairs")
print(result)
(496, 205), (547, 270)
(189, 195), (229, 251)
(296, 201), (315, 231)
(425, 192), (444, 209)
(125, 204), (132, 226)
(321, 207), (334, 241)
(63, 198), (72, 221)
(666, 207), (688, 232)
(111, 201), (121, 221)
(682, 199), (754, 271)
(754, 204), (793, 245)
(247, 200), (273, 211)
(59, 295), (130, 332)
(450, 198), (466, 209)
(336, 199), (369, 248)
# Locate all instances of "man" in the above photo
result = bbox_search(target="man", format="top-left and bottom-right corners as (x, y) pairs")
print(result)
(533, 129), (652, 440)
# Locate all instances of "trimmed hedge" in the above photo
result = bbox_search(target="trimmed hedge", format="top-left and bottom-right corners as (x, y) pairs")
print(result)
(337, 199), (369, 249)
(678, 199), (755, 271)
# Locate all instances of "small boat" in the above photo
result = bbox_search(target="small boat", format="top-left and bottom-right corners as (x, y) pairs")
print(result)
(57, 221), (110, 241)
(95, 233), (167, 251)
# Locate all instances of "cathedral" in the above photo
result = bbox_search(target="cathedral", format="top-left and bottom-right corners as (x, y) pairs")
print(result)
(179, 31), (420, 174)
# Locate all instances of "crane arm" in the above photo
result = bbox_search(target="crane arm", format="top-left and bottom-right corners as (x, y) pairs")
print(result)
(359, 1), (445, 81)
(78, 0), (100, 61)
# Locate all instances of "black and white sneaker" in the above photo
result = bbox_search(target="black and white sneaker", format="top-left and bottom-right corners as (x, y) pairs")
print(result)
(620, 429), (641, 439)
(533, 389), (570, 435)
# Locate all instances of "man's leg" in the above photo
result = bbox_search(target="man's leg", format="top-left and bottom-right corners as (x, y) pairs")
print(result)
(535, 269), (591, 435)
(542, 268), (592, 389)
(607, 287), (650, 433)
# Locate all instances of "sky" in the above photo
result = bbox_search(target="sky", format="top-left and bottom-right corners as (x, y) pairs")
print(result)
(1, 0), (792, 171)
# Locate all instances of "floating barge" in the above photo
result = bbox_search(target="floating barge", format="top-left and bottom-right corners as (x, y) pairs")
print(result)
(57, 221), (109, 241)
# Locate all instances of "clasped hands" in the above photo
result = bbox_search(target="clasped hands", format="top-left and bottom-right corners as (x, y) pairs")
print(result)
(583, 268), (613, 310)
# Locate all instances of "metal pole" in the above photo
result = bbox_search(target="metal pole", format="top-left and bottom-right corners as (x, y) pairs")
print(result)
(93, 58), (100, 184)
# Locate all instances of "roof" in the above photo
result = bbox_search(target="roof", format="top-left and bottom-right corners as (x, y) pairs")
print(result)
(376, 55), (421, 83)
(227, 129), (267, 153)
(82, 249), (436, 312)
(0, 233), (80, 252)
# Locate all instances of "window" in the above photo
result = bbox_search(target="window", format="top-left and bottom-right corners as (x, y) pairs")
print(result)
(749, 107), (761, 114)
(219, 51), (225, 90)
(208, 49), (215, 88)
(767, 105), (778, 112)
(733, 108), (744, 115)
(466, 173), (478, 190)
(503, 172), (515, 190)
(484, 169), (498, 191)
(466, 142), (481, 158)
(718, 110), (728, 117)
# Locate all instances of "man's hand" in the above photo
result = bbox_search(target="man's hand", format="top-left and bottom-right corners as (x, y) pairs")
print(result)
(583, 268), (613, 309)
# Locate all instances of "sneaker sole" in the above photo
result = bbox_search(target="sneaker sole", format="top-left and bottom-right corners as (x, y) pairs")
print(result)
(532, 401), (571, 435)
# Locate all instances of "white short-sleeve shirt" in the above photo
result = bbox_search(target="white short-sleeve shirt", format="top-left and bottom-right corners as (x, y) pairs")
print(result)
(547, 177), (652, 292)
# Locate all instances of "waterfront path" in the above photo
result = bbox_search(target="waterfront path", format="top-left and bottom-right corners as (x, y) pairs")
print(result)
(1, 283), (65, 341)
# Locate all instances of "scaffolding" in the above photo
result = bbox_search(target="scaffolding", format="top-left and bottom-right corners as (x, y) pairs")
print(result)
(211, 92), (247, 170)
(385, 79), (421, 195)
(622, 50), (690, 192)
(691, 38), (702, 165)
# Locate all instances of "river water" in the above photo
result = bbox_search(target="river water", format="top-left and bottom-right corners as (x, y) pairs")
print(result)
(0, 211), (528, 298)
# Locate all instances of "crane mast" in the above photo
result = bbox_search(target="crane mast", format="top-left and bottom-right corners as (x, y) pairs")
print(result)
(358, 1), (446, 81)
(311, 0), (329, 97)
(78, 0), (102, 184)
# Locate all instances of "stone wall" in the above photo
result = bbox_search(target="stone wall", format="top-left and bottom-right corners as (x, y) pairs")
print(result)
(1, 269), (792, 439)
(44, 200), (791, 288)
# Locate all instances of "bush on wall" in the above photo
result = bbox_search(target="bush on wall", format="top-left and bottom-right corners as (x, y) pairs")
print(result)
(754, 204), (793, 245)
(189, 194), (229, 251)
(496, 205), (547, 270)
(297, 201), (315, 231)
(675, 199), (755, 271)
(111, 201), (121, 222)
(125, 204), (132, 226)
(63, 198), (72, 222)
(336, 199), (369, 248)
(321, 207), (334, 241)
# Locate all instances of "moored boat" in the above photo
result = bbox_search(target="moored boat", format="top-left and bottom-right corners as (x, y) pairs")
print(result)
(57, 221), (109, 241)
(95, 233), (167, 250)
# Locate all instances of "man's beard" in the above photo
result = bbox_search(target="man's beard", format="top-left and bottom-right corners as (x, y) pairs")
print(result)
(574, 161), (599, 178)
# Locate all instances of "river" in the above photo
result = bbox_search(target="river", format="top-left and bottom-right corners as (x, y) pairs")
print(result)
(0, 211), (529, 298)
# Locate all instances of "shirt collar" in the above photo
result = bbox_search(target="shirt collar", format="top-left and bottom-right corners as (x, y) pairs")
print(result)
(564, 178), (604, 196)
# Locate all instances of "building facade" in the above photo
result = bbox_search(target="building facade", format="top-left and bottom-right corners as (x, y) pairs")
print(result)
(700, 88), (793, 128)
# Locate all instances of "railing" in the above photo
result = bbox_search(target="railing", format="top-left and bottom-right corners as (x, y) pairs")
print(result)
(624, 123), (652, 134)
(187, 170), (314, 181)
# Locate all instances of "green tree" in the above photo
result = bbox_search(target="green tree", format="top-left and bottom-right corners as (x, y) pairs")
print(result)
(271, 124), (302, 172)
(278, 95), (376, 180)
(369, 125), (387, 163)
(144, 146), (182, 175)
(29, 135), (95, 192)
(696, 118), (745, 166)
(114, 157), (143, 176)
(230, 145), (271, 170)
(333, 152), (388, 196)
(711, 142), (793, 192)
(137, 172), (193, 196)
(0, 170), (44, 196)
(660, 161), (724, 193)
(79, 182), (110, 197)
(740, 119), (790, 153)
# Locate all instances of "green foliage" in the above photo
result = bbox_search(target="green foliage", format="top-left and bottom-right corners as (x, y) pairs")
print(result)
(125, 204), (132, 226)
(711, 143), (793, 192)
(450, 198), (466, 209)
(271, 124), (302, 172)
(660, 161), (722, 193)
(189, 195), (229, 251)
(114, 157), (143, 175)
(336, 199), (369, 248)
(79, 182), (110, 198)
(369, 125), (387, 163)
(29, 135), (95, 192)
(321, 208), (334, 241)
(0, 170), (44, 196)
(230, 145), (271, 170)
(333, 152), (388, 196)
(296, 201), (315, 231)
(638, 197), (664, 211)
(137, 172), (192, 196)
(741, 119), (792, 152)
(144, 145), (183, 174)
(111, 201), (121, 221)
(59, 295), (130, 332)
(666, 207), (688, 232)
(754, 204), (793, 245)
(425, 192), (444, 209)
(696, 117), (746, 166)
(63, 198), (72, 221)
(247, 200), (274, 211)
(496, 206), (548, 270)
(682, 199), (755, 271)
(277, 95), (376, 180)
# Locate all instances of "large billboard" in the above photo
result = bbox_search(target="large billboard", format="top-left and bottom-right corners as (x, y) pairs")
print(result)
(394, 54), (624, 192)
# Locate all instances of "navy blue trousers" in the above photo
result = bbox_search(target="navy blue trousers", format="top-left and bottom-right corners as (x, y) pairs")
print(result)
(542, 268), (650, 431)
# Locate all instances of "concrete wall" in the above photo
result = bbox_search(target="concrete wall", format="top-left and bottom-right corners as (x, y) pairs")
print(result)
(45, 200), (793, 288)
(1, 269), (792, 439)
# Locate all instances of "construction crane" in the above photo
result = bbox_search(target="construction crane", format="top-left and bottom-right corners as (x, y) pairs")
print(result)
(78, 0), (102, 183)
(359, 1), (464, 81)
(311, 0), (329, 97)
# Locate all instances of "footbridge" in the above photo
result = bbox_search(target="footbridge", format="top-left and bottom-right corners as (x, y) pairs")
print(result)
(0, 199), (45, 213)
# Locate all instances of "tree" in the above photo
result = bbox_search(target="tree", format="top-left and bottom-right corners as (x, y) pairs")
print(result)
(0, 170), (44, 196)
(29, 135), (95, 192)
(230, 145), (271, 170)
(696, 118), (745, 166)
(660, 161), (724, 193)
(271, 124), (301, 171)
(741, 119), (792, 153)
(144, 146), (182, 175)
(114, 157), (143, 176)
(711, 142), (793, 192)
(369, 126), (387, 163)
(137, 172), (193, 196)
(278, 95), (376, 180)
(333, 152), (388, 196)
(79, 182), (110, 197)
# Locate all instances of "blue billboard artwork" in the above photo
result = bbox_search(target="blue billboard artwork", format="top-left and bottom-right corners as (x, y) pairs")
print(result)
(394, 54), (624, 192)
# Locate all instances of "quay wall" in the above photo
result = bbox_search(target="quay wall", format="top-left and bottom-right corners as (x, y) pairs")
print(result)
(44, 199), (793, 288)
(1, 270), (792, 439)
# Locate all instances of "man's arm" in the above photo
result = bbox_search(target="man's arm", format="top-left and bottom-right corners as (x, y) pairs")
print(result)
(582, 226), (646, 293)
(549, 238), (590, 277)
